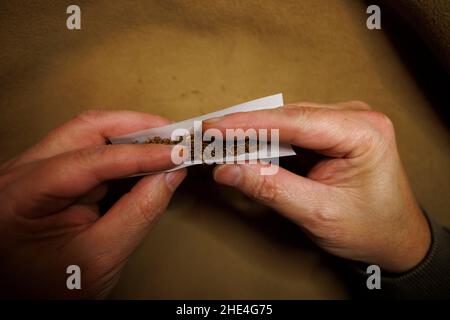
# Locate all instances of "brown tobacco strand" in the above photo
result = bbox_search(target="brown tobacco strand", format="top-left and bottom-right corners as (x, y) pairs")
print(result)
(141, 135), (264, 161)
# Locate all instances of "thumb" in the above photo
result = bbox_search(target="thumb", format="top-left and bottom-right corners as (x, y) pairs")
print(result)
(213, 163), (329, 226)
(86, 169), (187, 260)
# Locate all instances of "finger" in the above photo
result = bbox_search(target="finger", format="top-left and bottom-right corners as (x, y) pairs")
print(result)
(85, 169), (187, 262)
(15, 204), (101, 238)
(213, 163), (330, 226)
(6, 143), (179, 217)
(203, 106), (373, 158)
(284, 101), (371, 111)
(6, 110), (171, 169)
(76, 183), (108, 205)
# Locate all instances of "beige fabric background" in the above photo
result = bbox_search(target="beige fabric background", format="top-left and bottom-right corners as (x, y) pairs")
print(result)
(0, 0), (449, 298)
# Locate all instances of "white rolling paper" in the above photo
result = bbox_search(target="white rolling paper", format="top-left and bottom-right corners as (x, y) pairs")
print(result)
(109, 94), (296, 173)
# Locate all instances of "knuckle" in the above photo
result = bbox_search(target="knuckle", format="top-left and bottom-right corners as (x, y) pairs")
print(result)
(250, 174), (280, 204)
(286, 104), (309, 116)
(74, 145), (111, 165)
(280, 104), (303, 116)
(362, 111), (395, 137)
(135, 198), (160, 224)
(314, 206), (340, 225)
(121, 192), (162, 228)
(282, 105), (313, 126)
(305, 205), (342, 238)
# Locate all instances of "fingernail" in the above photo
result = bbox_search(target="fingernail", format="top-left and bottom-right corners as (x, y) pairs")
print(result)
(203, 116), (223, 124)
(165, 170), (187, 191)
(213, 165), (241, 187)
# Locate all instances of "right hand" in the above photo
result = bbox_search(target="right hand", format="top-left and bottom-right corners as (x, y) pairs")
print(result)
(205, 101), (431, 273)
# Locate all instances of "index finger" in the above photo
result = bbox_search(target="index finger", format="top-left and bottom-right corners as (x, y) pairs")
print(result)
(5, 110), (171, 169)
(203, 106), (372, 158)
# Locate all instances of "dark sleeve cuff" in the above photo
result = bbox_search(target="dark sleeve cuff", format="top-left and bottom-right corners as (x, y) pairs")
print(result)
(350, 214), (450, 299)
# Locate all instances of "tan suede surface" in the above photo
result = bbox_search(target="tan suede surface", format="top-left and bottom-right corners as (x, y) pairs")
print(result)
(0, 0), (449, 298)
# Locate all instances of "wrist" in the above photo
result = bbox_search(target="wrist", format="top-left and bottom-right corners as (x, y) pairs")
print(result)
(381, 205), (431, 273)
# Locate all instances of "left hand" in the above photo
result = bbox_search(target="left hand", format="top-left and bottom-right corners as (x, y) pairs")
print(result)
(0, 110), (186, 298)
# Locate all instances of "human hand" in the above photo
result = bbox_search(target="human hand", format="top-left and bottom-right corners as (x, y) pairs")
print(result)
(205, 101), (431, 273)
(0, 110), (186, 298)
